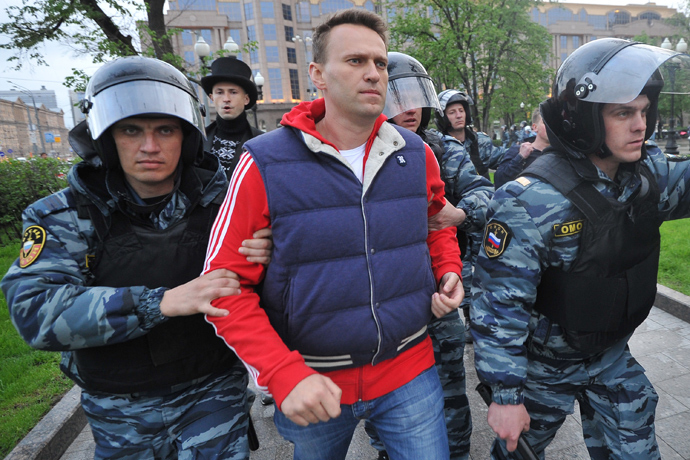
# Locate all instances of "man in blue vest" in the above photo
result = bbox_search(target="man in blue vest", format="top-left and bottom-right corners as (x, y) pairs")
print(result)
(1, 56), (271, 459)
(202, 8), (463, 460)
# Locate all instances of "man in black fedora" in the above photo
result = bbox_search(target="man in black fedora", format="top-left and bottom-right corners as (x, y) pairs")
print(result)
(201, 57), (263, 178)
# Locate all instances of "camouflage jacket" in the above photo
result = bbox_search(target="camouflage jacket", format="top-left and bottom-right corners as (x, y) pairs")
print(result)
(471, 145), (690, 405)
(1, 155), (227, 357)
(438, 133), (495, 234)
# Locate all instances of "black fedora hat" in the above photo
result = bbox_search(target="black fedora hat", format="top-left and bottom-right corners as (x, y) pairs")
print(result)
(201, 57), (258, 109)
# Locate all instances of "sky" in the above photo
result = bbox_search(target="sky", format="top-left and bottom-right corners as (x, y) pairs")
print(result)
(0, 0), (686, 128)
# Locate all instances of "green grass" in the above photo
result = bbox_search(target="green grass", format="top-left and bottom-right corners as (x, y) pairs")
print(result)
(0, 218), (688, 456)
(659, 220), (690, 296)
(0, 244), (73, 457)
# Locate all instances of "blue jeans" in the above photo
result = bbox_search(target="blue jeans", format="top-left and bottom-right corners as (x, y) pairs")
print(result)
(274, 366), (449, 460)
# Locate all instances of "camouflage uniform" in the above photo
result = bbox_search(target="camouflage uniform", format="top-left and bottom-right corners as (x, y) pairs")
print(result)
(435, 133), (494, 459)
(472, 145), (690, 459)
(1, 156), (250, 460)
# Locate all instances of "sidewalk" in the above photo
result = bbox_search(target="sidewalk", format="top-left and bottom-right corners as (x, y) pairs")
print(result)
(6, 284), (690, 460)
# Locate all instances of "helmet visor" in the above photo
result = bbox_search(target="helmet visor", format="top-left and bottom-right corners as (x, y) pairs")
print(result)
(568, 43), (690, 104)
(86, 80), (205, 140)
(384, 76), (441, 118)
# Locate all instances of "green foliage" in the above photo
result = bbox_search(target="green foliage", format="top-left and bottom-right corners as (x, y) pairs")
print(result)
(388, 0), (552, 131)
(0, 244), (73, 458)
(0, 0), (174, 90)
(0, 159), (70, 241)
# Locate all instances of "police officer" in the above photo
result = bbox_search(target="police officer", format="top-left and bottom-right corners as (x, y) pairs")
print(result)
(435, 89), (505, 180)
(362, 51), (493, 460)
(472, 38), (690, 458)
(1, 56), (270, 459)
(201, 56), (263, 178)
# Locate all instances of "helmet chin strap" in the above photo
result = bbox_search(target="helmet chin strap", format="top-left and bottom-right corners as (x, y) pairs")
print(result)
(597, 143), (614, 159)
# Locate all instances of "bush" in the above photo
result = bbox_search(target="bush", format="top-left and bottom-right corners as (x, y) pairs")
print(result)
(0, 159), (71, 242)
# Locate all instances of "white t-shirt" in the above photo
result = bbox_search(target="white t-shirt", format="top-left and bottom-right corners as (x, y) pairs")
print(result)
(339, 143), (366, 183)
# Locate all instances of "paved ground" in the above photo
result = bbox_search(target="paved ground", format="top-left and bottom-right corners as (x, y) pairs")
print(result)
(56, 305), (690, 460)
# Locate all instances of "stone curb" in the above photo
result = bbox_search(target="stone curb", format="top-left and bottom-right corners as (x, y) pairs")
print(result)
(655, 283), (690, 323)
(4, 385), (86, 460)
(5, 284), (689, 460)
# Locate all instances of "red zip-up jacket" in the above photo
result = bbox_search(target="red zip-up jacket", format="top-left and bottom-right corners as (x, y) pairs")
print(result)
(203, 99), (462, 409)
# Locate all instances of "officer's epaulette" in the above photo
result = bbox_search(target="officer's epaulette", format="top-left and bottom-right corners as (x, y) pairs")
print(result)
(32, 189), (74, 217)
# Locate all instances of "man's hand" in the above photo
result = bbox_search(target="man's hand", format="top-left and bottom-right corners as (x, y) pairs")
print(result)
(518, 142), (534, 159)
(431, 272), (464, 318)
(487, 403), (531, 452)
(160, 269), (240, 318)
(428, 200), (466, 232)
(239, 227), (273, 264)
(280, 374), (342, 426)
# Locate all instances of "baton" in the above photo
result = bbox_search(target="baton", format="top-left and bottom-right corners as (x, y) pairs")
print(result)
(476, 383), (539, 460)
(248, 416), (260, 451)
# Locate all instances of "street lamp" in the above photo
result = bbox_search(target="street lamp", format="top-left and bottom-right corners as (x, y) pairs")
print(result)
(520, 101), (527, 120)
(252, 72), (265, 129)
(292, 34), (313, 100)
(194, 36), (212, 124)
(223, 36), (240, 56)
(661, 37), (687, 155)
(9, 81), (46, 155)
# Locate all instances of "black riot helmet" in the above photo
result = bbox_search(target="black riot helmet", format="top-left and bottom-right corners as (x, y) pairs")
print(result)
(78, 56), (206, 168)
(435, 89), (473, 135)
(383, 52), (441, 131)
(541, 38), (690, 158)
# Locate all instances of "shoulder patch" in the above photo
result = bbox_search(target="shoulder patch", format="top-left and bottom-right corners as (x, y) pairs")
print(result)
(553, 220), (584, 237)
(515, 176), (531, 187)
(20, 225), (47, 268)
(483, 220), (512, 259)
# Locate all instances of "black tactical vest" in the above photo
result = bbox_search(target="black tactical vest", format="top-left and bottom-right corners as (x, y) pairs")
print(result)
(524, 153), (662, 353)
(73, 196), (236, 394)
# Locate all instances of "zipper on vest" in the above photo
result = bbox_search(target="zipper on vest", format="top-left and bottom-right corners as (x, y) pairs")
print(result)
(361, 193), (382, 364)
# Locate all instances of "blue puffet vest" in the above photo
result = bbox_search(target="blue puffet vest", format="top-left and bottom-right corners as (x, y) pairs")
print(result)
(244, 124), (436, 371)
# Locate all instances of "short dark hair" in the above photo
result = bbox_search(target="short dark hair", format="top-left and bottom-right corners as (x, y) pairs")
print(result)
(312, 8), (387, 64)
(532, 110), (542, 124)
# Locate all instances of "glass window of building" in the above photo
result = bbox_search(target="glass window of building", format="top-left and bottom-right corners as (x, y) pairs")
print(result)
(219, 2), (242, 21)
(548, 7), (572, 25)
(610, 10), (631, 25)
(261, 2), (275, 18)
(266, 46), (280, 63)
(184, 51), (195, 65)
(285, 26), (294, 41)
(247, 24), (256, 41)
(182, 29), (194, 46)
(250, 49), (259, 65)
(639, 12), (661, 21)
(364, 1), (374, 11)
(572, 36), (579, 49)
(296, 2), (311, 22)
(201, 29), (213, 46)
(264, 24), (277, 41)
(289, 69), (300, 100)
(311, 3), (320, 17)
(561, 52), (568, 63)
(178, 0), (215, 9)
(322, 0), (354, 15)
(269, 68), (284, 100)
(287, 47), (297, 64)
(560, 35), (567, 49)
(282, 4), (293, 21)
(244, 2), (254, 20)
